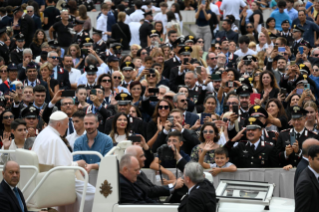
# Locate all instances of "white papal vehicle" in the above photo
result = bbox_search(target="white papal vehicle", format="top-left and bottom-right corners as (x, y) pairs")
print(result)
(0, 142), (295, 212)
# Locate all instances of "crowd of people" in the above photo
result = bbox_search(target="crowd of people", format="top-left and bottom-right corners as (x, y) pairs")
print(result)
(0, 0), (319, 211)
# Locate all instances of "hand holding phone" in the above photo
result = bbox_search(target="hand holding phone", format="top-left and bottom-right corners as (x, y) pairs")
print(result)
(298, 46), (304, 55)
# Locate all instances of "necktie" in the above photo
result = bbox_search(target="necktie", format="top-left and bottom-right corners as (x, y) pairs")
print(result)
(69, 118), (74, 134)
(31, 82), (34, 87)
(250, 143), (255, 152)
(296, 133), (300, 141)
(13, 187), (24, 211)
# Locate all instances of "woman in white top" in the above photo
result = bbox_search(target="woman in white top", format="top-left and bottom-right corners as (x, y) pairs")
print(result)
(109, 113), (131, 144)
(166, 11), (181, 37)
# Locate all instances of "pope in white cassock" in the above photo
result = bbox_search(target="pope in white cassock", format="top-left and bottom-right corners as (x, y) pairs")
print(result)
(31, 111), (96, 212)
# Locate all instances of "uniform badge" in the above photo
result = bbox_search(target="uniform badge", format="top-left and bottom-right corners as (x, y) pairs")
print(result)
(243, 150), (248, 154)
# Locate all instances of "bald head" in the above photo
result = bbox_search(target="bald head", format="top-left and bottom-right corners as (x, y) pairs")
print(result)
(120, 154), (140, 183)
(3, 161), (20, 187)
(126, 145), (146, 168)
(302, 138), (319, 157)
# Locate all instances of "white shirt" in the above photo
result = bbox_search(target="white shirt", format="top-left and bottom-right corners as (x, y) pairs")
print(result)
(210, 161), (233, 168)
(256, 42), (274, 53)
(96, 14), (108, 41)
(66, 130), (86, 150)
(129, 9), (144, 22)
(129, 22), (141, 46)
(68, 67), (81, 85)
(0, 139), (22, 164)
(210, 3), (220, 32)
(32, 125), (77, 166)
(220, 0), (246, 20)
(154, 12), (168, 33)
(141, 5), (161, 12)
(248, 139), (261, 151)
(234, 49), (257, 57)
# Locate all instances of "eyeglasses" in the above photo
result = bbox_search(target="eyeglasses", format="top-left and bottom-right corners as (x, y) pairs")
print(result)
(147, 74), (156, 78)
(49, 56), (59, 60)
(3, 115), (13, 119)
(314, 54), (319, 57)
(314, 69), (319, 72)
(102, 79), (111, 83)
(5, 98), (13, 102)
(210, 57), (218, 60)
(27, 11), (33, 13)
(113, 76), (121, 80)
(0, 70), (7, 73)
(158, 105), (169, 110)
(62, 102), (74, 106)
(203, 130), (214, 134)
(222, 118), (229, 122)
(246, 26), (253, 28)
(226, 102), (238, 106)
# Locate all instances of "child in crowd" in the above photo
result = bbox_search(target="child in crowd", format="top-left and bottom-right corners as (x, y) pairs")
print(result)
(199, 146), (237, 176)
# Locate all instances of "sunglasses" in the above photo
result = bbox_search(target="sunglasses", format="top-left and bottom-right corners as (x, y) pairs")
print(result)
(203, 130), (214, 134)
(5, 98), (13, 102)
(226, 102), (238, 106)
(102, 79), (111, 83)
(49, 56), (59, 60)
(3, 115), (14, 119)
(197, 41), (204, 43)
(0, 70), (7, 73)
(210, 57), (218, 60)
(180, 99), (187, 103)
(158, 105), (169, 110)
(141, 52), (147, 55)
(27, 11), (33, 13)
(314, 54), (319, 57)
(147, 74), (156, 78)
(254, 73), (260, 76)
(16, 86), (23, 89)
(314, 69), (319, 72)
(113, 76), (121, 80)
(222, 118), (229, 122)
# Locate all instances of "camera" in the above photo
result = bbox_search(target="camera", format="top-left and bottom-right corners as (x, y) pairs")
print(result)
(244, 60), (251, 65)
(157, 144), (175, 161)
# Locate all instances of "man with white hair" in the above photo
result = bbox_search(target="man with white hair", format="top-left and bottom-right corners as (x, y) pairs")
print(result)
(32, 111), (96, 212)
(26, 6), (41, 33)
(178, 162), (216, 212)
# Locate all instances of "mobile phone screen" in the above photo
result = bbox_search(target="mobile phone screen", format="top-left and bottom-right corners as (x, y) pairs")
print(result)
(200, 113), (211, 124)
(10, 84), (16, 92)
(232, 105), (238, 115)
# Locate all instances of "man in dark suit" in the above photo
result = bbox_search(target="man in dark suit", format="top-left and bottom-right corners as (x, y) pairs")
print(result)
(295, 145), (319, 211)
(162, 37), (184, 79)
(47, 51), (71, 90)
(173, 93), (199, 127)
(139, 10), (153, 48)
(119, 154), (156, 203)
(178, 162), (216, 212)
(14, 7), (35, 48)
(215, 19), (238, 44)
(27, 6), (42, 33)
(10, 34), (25, 65)
(126, 145), (184, 201)
(294, 138), (319, 187)
(0, 7), (13, 29)
(0, 63), (19, 94)
(0, 161), (29, 212)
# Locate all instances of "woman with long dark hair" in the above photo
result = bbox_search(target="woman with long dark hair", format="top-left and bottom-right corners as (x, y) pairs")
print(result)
(265, 98), (288, 132)
(109, 113), (131, 144)
(97, 74), (115, 105)
(30, 29), (48, 58)
(76, 5), (92, 31)
(249, 2), (264, 33)
(166, 11), (181, 36)
(256, 71), (280, 106)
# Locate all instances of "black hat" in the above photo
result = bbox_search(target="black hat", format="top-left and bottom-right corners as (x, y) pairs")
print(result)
(184, 35), (196, 43)
(92, 27), (103, 36)
(48, 40), (59, 48)
(290, 105), (308, 119)
(299, 64), (310, 75)
(82, 37), (94, 46)
(120, 61), (135, 71)
(12, 6), (22, 14)
(108, 55), (119, 62)
(74, 19), (85, 25)
(93, 85), (104, 90)
(21, 106), (40, 118)
(268, 31), (278, 39)
(294, 73), (309, 86)
(178, 46), (192, 55)
(106, 38), (117, 48)
(172, 36), (185, 48)
(110, 43), (122, 49)
(245, 117), (264, 130)
(236, 84), (253, 97)
(293, 25), (304, 33)
(299, 40), (311, 49)
(243, 55), (257, 62)
(0, 28), (6, 36)
(248, 105), (268, 119)
(281, 20), (290, 25)
(143, 10), (152, 17)
(115, 92), (133, 105)
(8, 63), (18, 71)
(220, 36), (229, 44)
(85, 65), (98, 74)
(150, 29), (160, 37)
(26, 62), (37, 70)
(16, 33), (25, 42)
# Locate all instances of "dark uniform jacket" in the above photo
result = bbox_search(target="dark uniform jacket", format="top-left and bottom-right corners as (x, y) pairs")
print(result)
(10, 48), (23, 65)
(20, 14), (35, 47)
(294, 157), (308, 188)
(225, 140), (278, 168)
(291, 38), (304, 58)
(277, 31), (294, 47)
(0, 41), (9, 65)
(163, 55), (181, 79)
(169, 66), (186, 92)
(72, 30), (89, 47)
(139, 20), (153, 48)
(275, 128), (319, 167)
(0, 180), (29, 212)
(178, 179), (216, 212)
(93, 39), (107, 54)
(295, 167), (319, 212)
(104, 114), (146, 137)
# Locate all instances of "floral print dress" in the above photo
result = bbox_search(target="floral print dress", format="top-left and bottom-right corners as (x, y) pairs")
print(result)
(190, 145), (219, 164)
